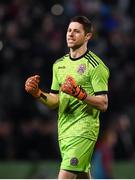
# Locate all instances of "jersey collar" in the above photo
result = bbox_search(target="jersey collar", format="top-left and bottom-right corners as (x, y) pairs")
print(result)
(69, 49), (89, 61)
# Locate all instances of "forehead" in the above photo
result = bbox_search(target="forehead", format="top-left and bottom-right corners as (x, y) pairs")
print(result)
(68, 22), (84, 31)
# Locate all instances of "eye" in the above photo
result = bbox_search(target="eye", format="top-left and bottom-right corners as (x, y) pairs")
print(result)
(75, 30), (80, 33)
(73, 29), (81, 33)
(67, 28), (72, 32)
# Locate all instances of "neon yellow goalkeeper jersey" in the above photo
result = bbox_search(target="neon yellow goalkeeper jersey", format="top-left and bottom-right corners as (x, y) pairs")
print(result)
(51, 50), (109, 141)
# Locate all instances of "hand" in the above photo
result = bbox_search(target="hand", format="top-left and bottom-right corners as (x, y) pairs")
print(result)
(61, 76), (87, 100)
(25, 75), (41, 98)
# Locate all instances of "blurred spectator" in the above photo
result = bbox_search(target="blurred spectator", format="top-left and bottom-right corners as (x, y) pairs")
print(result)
(91, 128), (117, 179)
(14, 116), (59, 160)
(114, 114), (134, 160)
(0, 119), (13, 160)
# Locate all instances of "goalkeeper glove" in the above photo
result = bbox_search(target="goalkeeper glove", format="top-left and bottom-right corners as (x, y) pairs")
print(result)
(61, 76), (87, 100)
(25, 75), (41, 98)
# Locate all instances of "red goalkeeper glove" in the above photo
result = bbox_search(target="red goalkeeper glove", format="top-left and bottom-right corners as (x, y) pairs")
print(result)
(61, 76), (87, 100)
(25, 75), (41, 98)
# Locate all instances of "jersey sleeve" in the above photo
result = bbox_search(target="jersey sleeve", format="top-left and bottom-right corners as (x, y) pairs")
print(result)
(90, 64), (110, 95)
(50, 63), (59, 94)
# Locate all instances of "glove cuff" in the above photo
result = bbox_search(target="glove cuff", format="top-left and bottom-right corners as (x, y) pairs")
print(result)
(76, 86), (87, 100)
(32, 89), (42, 98)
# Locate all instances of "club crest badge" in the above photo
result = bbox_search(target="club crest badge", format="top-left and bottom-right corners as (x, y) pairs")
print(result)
(70, 157), (79, 166)
(77, 64), (86, 74)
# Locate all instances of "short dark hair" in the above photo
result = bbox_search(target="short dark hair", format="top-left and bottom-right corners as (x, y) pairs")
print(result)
(70, 16), (93, 34)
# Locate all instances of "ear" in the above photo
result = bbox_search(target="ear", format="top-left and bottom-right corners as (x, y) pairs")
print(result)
(85, 33), (92, 42)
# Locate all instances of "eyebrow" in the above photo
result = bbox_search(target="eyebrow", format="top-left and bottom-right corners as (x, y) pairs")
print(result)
(68, 28), (81, 31)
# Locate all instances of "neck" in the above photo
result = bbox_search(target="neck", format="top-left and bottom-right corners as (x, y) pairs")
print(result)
(69, 44), (88, 59)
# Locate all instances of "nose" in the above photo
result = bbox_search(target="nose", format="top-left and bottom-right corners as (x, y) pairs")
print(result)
(68, 30), (74, 37)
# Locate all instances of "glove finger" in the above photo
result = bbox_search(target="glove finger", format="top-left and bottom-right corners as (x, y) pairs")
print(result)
(28, 80), (38, 87)
(61, 84), (72, 94)
(66, 81), (72, 88)
(25, 80), (37, 88)
(26, 76), (39, 84)
(66, 77), (77, 87)
(26, 83), (38, 89)
(25, 85), (35, 93)
(61, 84), (69, 92)
(26, 78), (39, 86)
(35, 75), (40, 83)
(61, 84), (66, 92)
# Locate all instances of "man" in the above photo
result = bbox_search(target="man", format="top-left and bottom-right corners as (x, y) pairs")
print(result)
(25, 16), (109, 179)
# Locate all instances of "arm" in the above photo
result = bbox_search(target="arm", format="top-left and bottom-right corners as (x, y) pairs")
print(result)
(84, 94), (108, 112)
(25, 75), (59, 109)
(38, 90), (59, 109)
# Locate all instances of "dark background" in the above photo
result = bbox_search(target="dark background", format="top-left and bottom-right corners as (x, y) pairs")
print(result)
(0, 0), (134, 171)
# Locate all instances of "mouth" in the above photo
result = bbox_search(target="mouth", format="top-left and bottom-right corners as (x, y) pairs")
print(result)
(68, 39), (75, 42)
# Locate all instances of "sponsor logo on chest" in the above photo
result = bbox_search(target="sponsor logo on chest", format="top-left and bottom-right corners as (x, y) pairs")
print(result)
(58, 66), (66, 69)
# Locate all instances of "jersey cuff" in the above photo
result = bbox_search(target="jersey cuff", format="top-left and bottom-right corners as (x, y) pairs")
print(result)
(94, 91), (108, 95)
(50, 89), (59, 94)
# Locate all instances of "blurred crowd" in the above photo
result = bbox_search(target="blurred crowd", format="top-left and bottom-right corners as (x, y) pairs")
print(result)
(0, 0), (134, 167)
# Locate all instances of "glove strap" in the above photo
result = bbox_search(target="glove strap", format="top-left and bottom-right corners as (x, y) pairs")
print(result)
(75, 86), (87, 100)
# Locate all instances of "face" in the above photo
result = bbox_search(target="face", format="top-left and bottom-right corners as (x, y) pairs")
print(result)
(66, 22), (91, 49)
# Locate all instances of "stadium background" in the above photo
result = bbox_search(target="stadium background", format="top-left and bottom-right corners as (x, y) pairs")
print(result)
(0, 0), (134, 178)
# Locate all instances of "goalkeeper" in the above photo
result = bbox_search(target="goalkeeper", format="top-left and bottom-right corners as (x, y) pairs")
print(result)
(25, 16), (109, 179)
